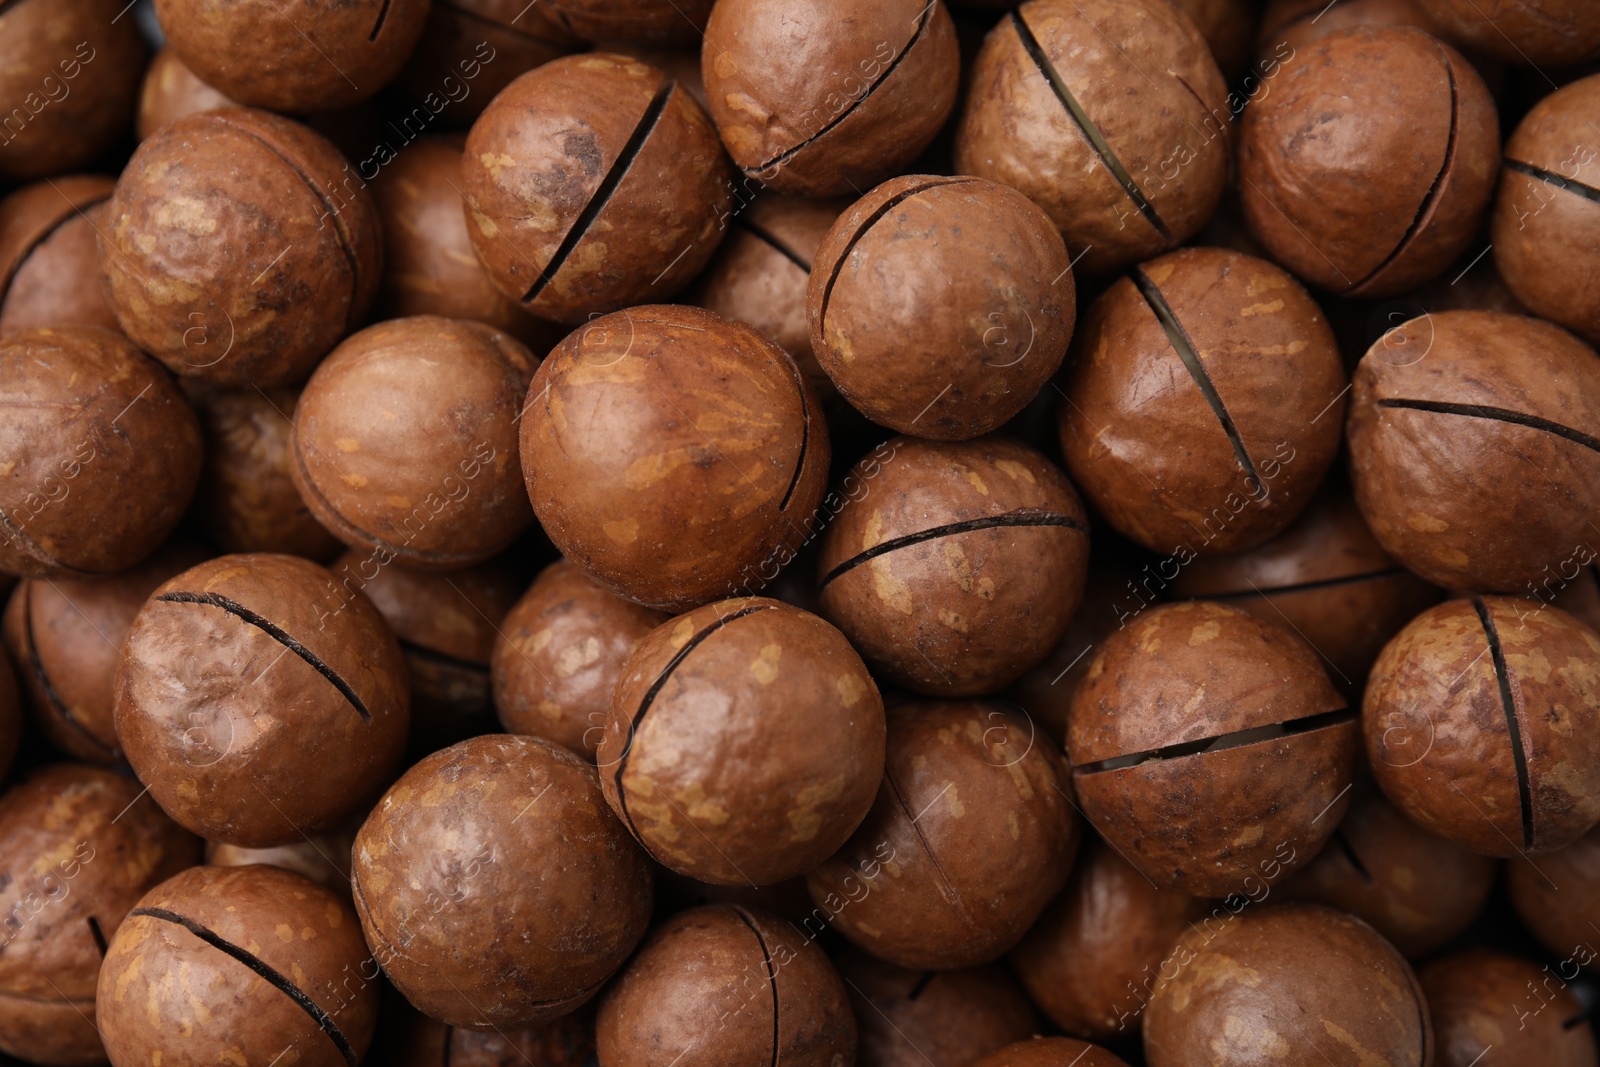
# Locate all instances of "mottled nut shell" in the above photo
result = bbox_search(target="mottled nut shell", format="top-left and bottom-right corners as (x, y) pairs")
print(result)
(817, 436), (1090, 696)
(521, 305), (829, 611)
(351, 734), (653, 1029)
(461, 54), (732, 323)
(701, 0), (959, 197)
(3, 539), (208, 764)
(1057, 247), (1347, 556)
(1347, 310), (1600, 592)
(954, 0), (1230, 276)
(548, 0), (712, 43)
(0, 328), (202, 579)
(0, 177), (120, 340)
(155, 0), (430, 111)
(1421, 949), (1597, 1067)
(393, 3), (582, 122)
(974, 1038), (1131, 1067)
(808, 175), (1075, 439)
(100, 109), (383, 388)
(292, 316), (537, 568)
(1011, 837), (1206, 1040)
(0, 766), (199, 1067)
(1507, 824), (1600, 968)
(492, 559), (667, 759)
(0, 0), (147, 181)
(807, 700), (1080, 970)
(97, 864), (378, 1067)
(1144, 904), (1430, 1067)
(205, 830), (354, 892)
(596, 904), (855, 1067)
(840, 948), (1039, 1067)
(136, 47), (238, 141)
(1364, 597), (1600, 856)
(1239, 27), (1499, 296)
(1420, 0), (1600, 65)
(389, 1005), (598, 1067)
(1068, 601), (1355, 896)
(599, 597), (884, 885)
(1492, 73), (1600, 346)
(114, 554), (410, 847)
(1283, 782), (1494, 957)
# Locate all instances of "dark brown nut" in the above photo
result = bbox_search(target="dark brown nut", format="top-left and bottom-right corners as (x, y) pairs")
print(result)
(1346, 310), (1600, 593)
(1283, 781), (1495, 957)
(1011, 837), (1206, 1040)
(393, 3), (582, 123)
(155, 0), (430, 111)
(0, 765), (200, 1067)
(1257, 0), (1436, 57)
(1492, 73), (1600, 346)
(1170, 489), (1441, 699)
(114, 553), (410, 847)
(1067, 601), (1356, 897)
(598, 597), (884, 885)
(100, 108), (383, 388)
(492, 559), (668, 760)
(1240, 27), (1499, 296)
(461, 54), (733, 324)
(701, 0), (959, 197)
(0, 0), (148, 181)
(1419, 0), (1600, 65)
(205, 829), (355, 892)
(292, 316), (537, 568)
(1172, 0), (1255, 80)
(839, 948), (1039, 1067)
(1144, 904), (1430, 1067)
(135, 47), (238, 141)
(1507, 824), (1600, 969)
(370, 138), (565, 351)
(807, 700), (1080, 970)
(1057, 246), (1347, 556)
(547, 0), (712, 44)
(1553, 559), (1600, 633)
(351, 734), (653, 1028)
(954, 0), (1230, 277)
(390, 1004), (597, 1067)
(97, 864), (378, 1067)
(190, 386), (343, 560)
(974, 1038), (1131, 1067)
(3, 538), (208, 765)
(521, 305), (828, 611)
(817, 436), (1089, 696)
(1421, 949), (1598, 1067)
(0, 177), (120, 340)
(336, 551), (525, 756)
(0, 328), (202, 579)
(596, 904), (855, 1066)
(1364, 596), (1600, 856)
(0, 649), (16, 781)
(808, 175), (1075, 439)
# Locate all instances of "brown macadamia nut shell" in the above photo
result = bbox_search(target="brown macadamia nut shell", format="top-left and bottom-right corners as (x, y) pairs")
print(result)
(0, 177), (119, 340)
(1421, 948), (1597, 1067)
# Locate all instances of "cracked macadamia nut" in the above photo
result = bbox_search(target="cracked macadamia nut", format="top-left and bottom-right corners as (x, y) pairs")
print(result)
(597, 904), (856, 1067)
(808, 175), (1075, 439)
(114, 553), (410, 847)
(1363, 596), (1600, 856)
(0, 765), (200, 1067)
(807, 700), (1080, 970)
(598, 597), (884, 886)
(955, 0), (1231, 276)
(521, 305), (828, 611)
(1057, 246), (1347, 557)
(1347, 310), (1600, 593)
(1239, 26), (1499, 296)
(462, 53), (733, 324)
(817, 436), (1090, 696)
(0, 176), (120, 339)
(1421, 949), (1598, 1067)
(136, 47), (238, 141)
(0, 328), (202, 579)
(292, 316), (538, 569)
(351, 734), (653, 1029)
(1067, 601), (1356, 897)
(97, 864), (378, 1067)
(100, 108), (383, 388)
(1419, 0), (1600, 66)
(492, 559), (668, 760)
(1507, 824), (1600, 969)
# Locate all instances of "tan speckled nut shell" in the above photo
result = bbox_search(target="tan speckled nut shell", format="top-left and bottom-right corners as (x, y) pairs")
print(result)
(1422, 949), (1598, 1067)
(0, 766), (199, 1067)
(1067, 601), (1355, 897)
(598, 597), (884, 885)
(97, 864), (378, 1067)
(521, 304), (829, 611)
(1419, 0), (1600, 66)
(351, 734), (653, 1029)
(0, 176), (119, 339)
(806, 700), (1080, 970)
(1364, 596), (1600, 856)
(100, 108), (382, 388)
(114, 553), (410, 847)
(974, 1037), (1132, 1067)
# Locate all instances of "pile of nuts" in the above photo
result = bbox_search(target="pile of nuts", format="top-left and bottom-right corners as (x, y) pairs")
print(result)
(1, 0), (1599, 1065)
